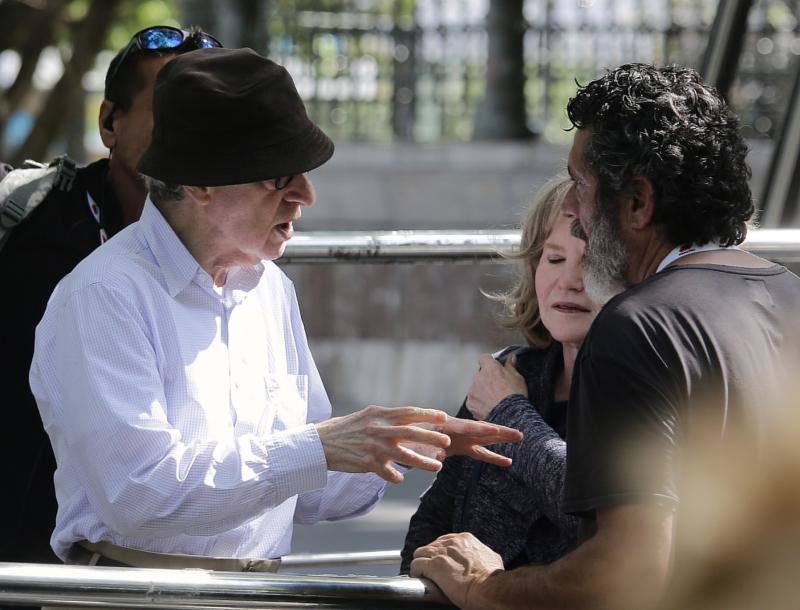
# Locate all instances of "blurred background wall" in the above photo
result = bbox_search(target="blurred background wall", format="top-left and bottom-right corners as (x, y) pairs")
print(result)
(1, 0), (798, 410)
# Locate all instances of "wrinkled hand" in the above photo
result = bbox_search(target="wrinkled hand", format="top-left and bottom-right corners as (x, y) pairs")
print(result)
(466, 354), (528, 421)
(410, 532), (504, 609)
(439, 415), (522, 467)
(403, 415), (522, 469)
(315, 405), (449, 483)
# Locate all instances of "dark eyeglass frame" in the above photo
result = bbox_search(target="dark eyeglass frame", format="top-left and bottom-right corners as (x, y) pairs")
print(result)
(107, 26), (222, 91)
(273, 175), (295, 190)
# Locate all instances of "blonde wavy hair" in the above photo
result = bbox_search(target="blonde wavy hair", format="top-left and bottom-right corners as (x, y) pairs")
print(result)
(491, 174), (574, 347)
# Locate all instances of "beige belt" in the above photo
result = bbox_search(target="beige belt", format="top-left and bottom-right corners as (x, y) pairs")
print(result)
(76, 540), (281, 572)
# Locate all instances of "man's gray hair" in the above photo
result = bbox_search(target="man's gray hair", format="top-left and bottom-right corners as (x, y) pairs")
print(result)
(142, 175), (186, 203)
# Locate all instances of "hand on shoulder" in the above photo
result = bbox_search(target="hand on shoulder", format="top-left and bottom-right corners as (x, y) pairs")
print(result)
(466, 353), (528, 421)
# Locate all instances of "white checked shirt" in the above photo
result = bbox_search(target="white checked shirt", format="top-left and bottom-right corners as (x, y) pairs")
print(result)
(30, 198), (386, 561)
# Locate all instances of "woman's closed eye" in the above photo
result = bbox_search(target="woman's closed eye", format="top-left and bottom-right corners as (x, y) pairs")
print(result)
(545, 256), (565, 264)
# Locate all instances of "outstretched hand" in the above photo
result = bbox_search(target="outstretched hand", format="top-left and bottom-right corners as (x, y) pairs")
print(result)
(439, 415), (522, 467)
(406, 415), (523, 468)
(316, 405), (450, 484)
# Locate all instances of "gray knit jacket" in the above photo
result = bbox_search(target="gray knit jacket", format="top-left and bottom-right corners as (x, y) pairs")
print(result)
(400, 343), (579, 573)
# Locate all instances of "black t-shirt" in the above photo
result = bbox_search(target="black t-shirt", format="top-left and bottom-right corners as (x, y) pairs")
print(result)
(563, 263), (800, 520)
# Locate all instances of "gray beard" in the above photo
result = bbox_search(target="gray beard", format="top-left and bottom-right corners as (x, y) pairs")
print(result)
(572, 213), (628, 305)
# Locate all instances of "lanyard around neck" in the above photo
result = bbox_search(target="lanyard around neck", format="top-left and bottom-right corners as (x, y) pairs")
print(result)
(656, 242), (740, 274)
(86, 192), (109, 245)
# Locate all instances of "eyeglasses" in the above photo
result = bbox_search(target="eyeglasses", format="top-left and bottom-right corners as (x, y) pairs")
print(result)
(107, 26), (222, 91)
(273, 175), (295, 190)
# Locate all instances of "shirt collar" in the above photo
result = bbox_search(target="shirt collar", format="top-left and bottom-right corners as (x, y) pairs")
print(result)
(199, 262), (266, 308)
(139, 197), (201, 297)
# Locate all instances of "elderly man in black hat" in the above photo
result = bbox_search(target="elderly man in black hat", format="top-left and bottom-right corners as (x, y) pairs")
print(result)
(29, 47), (520, 570)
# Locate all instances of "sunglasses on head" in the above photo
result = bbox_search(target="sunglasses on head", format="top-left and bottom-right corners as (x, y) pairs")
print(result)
(107, 25), (222, 89)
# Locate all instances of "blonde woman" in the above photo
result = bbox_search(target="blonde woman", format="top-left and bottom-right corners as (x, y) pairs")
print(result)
(401, 176), (599, 572)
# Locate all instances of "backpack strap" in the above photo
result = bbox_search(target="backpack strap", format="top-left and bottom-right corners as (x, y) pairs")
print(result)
(0, 155), (77, 250)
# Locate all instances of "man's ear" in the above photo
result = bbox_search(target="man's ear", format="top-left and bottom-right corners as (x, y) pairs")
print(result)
(627, 175), (656, 230)
(183, 185), (214, 206)
(98, 100), (116, 150)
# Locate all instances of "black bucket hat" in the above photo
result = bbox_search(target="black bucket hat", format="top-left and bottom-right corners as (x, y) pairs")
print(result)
(138, 47), (334, 186)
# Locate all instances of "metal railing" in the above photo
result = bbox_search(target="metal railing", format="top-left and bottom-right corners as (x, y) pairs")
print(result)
(280, 230), (518, 264)
(0, 562), (444, 609)
(278, 228), (800, 264)
(280, 550), (401, 569)
(5, 228), (798, 608)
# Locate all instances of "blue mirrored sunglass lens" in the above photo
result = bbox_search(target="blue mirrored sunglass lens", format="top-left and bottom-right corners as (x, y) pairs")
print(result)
(197, 35), (221, 48)
(139, 28), (184, 50)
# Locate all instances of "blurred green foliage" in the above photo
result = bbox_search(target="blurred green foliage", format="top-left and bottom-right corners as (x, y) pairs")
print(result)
(107, 1), (180, 50)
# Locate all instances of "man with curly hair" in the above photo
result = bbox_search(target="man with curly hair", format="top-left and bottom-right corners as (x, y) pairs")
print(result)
(410, 63), (800, 610)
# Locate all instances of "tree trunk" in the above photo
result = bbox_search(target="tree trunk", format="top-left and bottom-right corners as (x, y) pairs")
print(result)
(178, 0), (218, 36)
(178, 0), (269, 52)
(473, 0), (533, 140)
(391, 3), (418, 142)
(0, 0), (70, 158)
(391, 23), (418, 141)
(0, 0), (70, 139)
(65, 84), (86, 162)
(11, 0), (122, 165)
(238, 0), (269, 53)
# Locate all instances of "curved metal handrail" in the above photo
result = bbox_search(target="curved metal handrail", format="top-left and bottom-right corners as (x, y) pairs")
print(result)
(278, 228), (800, 264)
(0, 562), (446, 609)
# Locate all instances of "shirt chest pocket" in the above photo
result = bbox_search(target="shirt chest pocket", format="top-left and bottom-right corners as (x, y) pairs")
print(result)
(258, 373), (309, 434)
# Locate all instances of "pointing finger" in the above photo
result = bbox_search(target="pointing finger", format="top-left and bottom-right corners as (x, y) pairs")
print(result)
(445, 417), (523, 441)
(469, 445), (513, 468)
(378, 424), (451, 448)
(387, 406), (448, 426)
(394, 445), (444, 473)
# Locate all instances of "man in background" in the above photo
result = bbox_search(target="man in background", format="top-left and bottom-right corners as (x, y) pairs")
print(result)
(0, 25), (222, 563)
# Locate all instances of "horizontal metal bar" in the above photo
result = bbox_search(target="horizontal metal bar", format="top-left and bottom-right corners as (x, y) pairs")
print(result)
(0, 562), (442, 609)
(278, 230), (519, 263)
(280, 550), (401, 568)
(278, 228), (800, 264)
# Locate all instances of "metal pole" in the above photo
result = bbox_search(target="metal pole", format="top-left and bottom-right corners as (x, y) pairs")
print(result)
(276, 228), (800, 264)
(700, 0), (753, 98)
(280, 550), (401, 569)
(760, 65), (800, 227)
(0, 562), (443, 609)
(278, 229), (520, 264)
